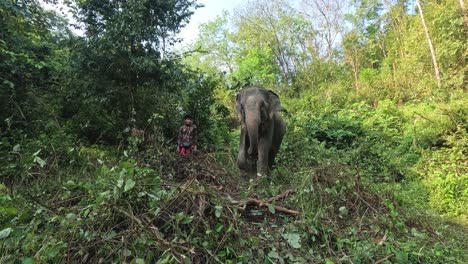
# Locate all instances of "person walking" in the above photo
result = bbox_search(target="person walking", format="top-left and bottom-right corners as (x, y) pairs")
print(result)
(177, 114), (198, 155)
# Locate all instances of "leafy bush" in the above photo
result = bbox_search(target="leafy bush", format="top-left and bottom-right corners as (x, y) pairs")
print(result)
(415, 127), (468, 217)
(281, 98), (411, 181)
(0, 143), (242, 262)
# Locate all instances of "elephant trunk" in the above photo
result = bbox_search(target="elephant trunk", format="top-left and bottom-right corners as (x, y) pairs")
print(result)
(246, 107), (261, 157)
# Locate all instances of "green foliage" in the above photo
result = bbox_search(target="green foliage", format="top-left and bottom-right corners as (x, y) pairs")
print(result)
(293, 61), (351, 98)
(282, 90), (467, 219)
(0, 140), (241, 262)
(233, 0), (314, 85)
(0, 0), (70, 132)
(416, 126), (468, 217)
(232, 47), (279, 87)
(180, 71), (230, 149)
(282, 98), (407, 180)
(1, 0), (466, 263)
(187, 12), (236, 80)
(424, 0), (466, 90)
(61, 0), (199, 142)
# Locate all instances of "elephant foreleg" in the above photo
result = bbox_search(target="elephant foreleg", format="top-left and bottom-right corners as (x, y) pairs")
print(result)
(257, 136), (271, 176)
(237, 127), (250, 171)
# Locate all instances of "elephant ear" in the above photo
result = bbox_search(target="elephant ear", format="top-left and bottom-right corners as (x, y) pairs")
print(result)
(235, 92), (244, 122)
(268, 90), (282, 112)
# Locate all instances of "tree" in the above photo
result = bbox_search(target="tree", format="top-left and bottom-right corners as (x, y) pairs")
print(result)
(416, 0), (442, 88)
(191, 12), (237, 75)
(0, 0), (70, 132)
(342, 30), (362, 91)
(233, 0), (315, 85)
(459, 0), (467, 27)
(64, 0), (200, 142)
(231, 46), (280, 87)
(342, 0), (381, 92)
(301, 0), (346, 61)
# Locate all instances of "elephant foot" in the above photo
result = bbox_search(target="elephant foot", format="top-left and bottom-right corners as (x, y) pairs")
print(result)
(239, 170), (251, 179)
(257, 164), (270, 178)
(237, 156), (248, 171)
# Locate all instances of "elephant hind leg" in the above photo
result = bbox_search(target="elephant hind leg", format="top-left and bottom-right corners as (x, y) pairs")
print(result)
(269, 118), (285, 170)
(268, 147), (278, 169)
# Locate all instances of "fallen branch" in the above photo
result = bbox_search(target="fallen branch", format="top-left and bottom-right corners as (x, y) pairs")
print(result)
(237, 198), (300, 216)
(114, 207), (193, 261)
(374, 254), (394, 264)
(267, 189), (295, 203)
(51, 195), (86, 208)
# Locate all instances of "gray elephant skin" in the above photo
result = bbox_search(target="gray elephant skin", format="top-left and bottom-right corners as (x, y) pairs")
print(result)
(236, 86), (286, 176)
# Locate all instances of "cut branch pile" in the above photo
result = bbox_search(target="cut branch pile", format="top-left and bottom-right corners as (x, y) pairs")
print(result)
(231, 189), (299, 216)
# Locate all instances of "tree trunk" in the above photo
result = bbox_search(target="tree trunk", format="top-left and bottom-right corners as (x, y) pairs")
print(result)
(459, 0), (468, 28)
(352, 49), (359, 91)
(416, 0), (441, 88)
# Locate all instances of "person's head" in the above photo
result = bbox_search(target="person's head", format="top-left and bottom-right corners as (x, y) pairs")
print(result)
(183, 114), (193, 126)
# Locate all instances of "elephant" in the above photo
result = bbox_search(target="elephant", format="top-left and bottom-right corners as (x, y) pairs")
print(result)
(236, 86), (286, 176)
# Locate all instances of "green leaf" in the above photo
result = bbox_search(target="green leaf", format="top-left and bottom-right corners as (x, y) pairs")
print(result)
(268, 250), (280, 259)
(395, 252), (408, 263)
(117, 178), (124, 188)
(130, 258), (145, 264)
(215, 205), (222, 218)
(65, 213), (77, 221)
(46, 245), (61, 258)
(103, 231), (117, 240)
(33, 156), (46, 168)
(282, 233), (301, 249)
(122, 248), (132, 257)
(176, 212), (185, 221)
(181, 216), (194, 224)
(0, 227), (13, 239)
(22, 258), (39, 264)
(338, 206), (348, 216)
(215, 223), (224, 233)
(268, 204), (276, 214)
(13, 144), (20, 152)
(124, 179), (136, 192)
(3, 79), (14, 89)
(0, 207), (18, 215)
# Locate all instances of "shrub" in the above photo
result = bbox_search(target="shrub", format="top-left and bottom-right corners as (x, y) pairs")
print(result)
(415, 126), (468, 217)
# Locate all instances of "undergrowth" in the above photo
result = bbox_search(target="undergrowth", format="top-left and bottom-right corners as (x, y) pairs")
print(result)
(1, 128), (467, 263)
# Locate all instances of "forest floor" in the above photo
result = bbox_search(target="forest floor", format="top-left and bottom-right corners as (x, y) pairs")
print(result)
(1, 147), (467, 263)
(147, 151), (468, 263)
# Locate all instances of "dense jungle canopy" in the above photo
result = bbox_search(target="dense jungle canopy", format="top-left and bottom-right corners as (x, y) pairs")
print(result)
(0, 0), (467, 263)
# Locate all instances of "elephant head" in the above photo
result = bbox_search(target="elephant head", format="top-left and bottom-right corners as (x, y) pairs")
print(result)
(236, 86), (285, 176)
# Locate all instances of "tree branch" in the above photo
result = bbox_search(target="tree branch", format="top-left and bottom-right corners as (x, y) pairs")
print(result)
(234, 197), (300, 216)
